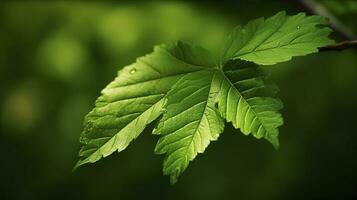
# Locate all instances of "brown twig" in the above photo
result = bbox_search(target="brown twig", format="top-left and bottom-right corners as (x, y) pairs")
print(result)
(319, 40), (357, 52)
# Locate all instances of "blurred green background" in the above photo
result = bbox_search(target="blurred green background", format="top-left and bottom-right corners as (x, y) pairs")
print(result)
(1, 1), (356, 199)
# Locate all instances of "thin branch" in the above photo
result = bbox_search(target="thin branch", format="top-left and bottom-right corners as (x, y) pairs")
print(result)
(319, 40), (357, 52)
(292, 0), (356, 40)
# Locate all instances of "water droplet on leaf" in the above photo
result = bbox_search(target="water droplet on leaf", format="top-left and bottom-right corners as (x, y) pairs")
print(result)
(297, 26), (301, 30)
(129, 68), (136, 74)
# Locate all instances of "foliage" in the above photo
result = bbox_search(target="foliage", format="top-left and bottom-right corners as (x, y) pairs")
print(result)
(75, 11), (334, 183)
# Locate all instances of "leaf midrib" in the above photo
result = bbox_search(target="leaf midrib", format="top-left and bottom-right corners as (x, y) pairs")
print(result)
(164, 71), (218, 171)
(219, 70), (269, 138)
(234, 16), (289, 58)
(182, 71), (217, 162)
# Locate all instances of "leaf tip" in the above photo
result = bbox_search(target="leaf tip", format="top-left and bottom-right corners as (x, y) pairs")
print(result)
(72, 158), (91, 172)
(170, 175), (178, 185)
(267, 136), (280, 150)
(72, 160), (84, 172)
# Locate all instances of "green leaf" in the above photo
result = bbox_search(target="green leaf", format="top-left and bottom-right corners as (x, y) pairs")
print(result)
(153, 71), (224, 183)
(75, 41), (215, 169)
(221, 11), (334, 65)
(75, 11), (334, 183)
